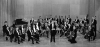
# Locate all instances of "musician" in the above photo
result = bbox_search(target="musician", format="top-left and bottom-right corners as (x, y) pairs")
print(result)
(75, 16), (80, 24)
(60, 21), (69, 37)
(84, 16), (89, 26)
(68, 23), (77, 43)
(27, 26), (34, 44)
(5, 26), (10, 41)
(58, 16), (61, 28)
(91, 16), (97, 40)
(87, 26), (94, 41)
(50, 20), (57, 42)
(45, 22), (49, 38)
(67, 15), (71, 24)
(79, 18), (85, 33)
(14, 27), (21, 44)
(74, 16), (79, 30)
(30, 18), (34, 30)
(33, 24), (39, 44)
(20, 25), (25, 42)
(2, 21), (8, 37)
(9, 26), (14, 42)
(37, 19), (41, 30)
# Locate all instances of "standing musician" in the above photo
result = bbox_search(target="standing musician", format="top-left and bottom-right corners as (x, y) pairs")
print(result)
(50, 20), (57, 42)
(30, 18), (34, 30)
(91, 16), (97, 40)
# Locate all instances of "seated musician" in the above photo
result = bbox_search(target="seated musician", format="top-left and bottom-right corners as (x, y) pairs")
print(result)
(68, 23), (77, 43)
(85, 25), (94, 41)
(79, 18), (84, 32)
(37, 19), (41, 34)
(91, 16), (97, 40)
(27, 26), (34, 44)
(75, 16), (80, 29)
(67, 15), (72, 24)
(5, 26), (10, 41)
(9, 26), (14, 42)
(45, 22), (49, 38)
(20, 25), (25, 42)
(83, 16), (89, 31)
(63, 21), (69, 36)
(33, 24), (39, 44)
(41, 22), (46, 36)
(14, 27), (21, 44)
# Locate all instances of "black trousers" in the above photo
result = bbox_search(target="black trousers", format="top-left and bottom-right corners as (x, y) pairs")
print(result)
(50, 30), (56, 42)
(46, 31), (49, 38)
(93, 29), (96, 40)
(10, 34), (14, 42)
(28, 35), (34, 44)
(68, 36), (77, 43)
(21, 34), (25, 42)
(15, 36), (20, 44)
(34, 34), (39, 43)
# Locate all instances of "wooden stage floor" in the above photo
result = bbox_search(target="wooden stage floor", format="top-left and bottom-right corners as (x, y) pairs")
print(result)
(0, 32), (100, 47)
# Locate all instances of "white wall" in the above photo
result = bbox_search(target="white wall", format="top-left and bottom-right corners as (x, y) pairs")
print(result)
(95, 0), (100, 31)
(0, 0), (89, 32)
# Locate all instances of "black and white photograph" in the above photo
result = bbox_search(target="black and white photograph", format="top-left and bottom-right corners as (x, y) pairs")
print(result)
(0, 0), (100, 47)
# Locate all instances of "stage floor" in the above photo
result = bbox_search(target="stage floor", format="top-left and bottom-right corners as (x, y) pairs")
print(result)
(0, 32), (100, 47)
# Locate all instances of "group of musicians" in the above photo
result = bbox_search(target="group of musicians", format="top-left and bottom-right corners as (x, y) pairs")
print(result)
(2, 15), (97, 44)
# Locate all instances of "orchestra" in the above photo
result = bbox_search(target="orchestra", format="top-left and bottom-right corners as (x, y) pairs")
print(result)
(2, 15), (97, 44)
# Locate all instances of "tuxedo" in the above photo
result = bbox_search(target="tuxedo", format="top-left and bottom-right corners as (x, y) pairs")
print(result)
(27, 29), (34, 44)
(20, 28), (25, 42)
(75, 19), (80, 23)
(67, 18), (71, 24)
(84, 19), (89, 26)
(91, 19), (97, 40)
(9, 28), (14, 42)
(14, 30), (20, 44)
(50, 21), (56, 42)
(68, 26), (77, 43)
(30, 20), (34, 30)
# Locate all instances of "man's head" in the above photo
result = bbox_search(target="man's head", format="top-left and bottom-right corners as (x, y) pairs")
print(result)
(4, 21), (7, 25)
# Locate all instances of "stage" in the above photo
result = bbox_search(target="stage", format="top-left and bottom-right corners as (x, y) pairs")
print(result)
(0, 32), (100, 47)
